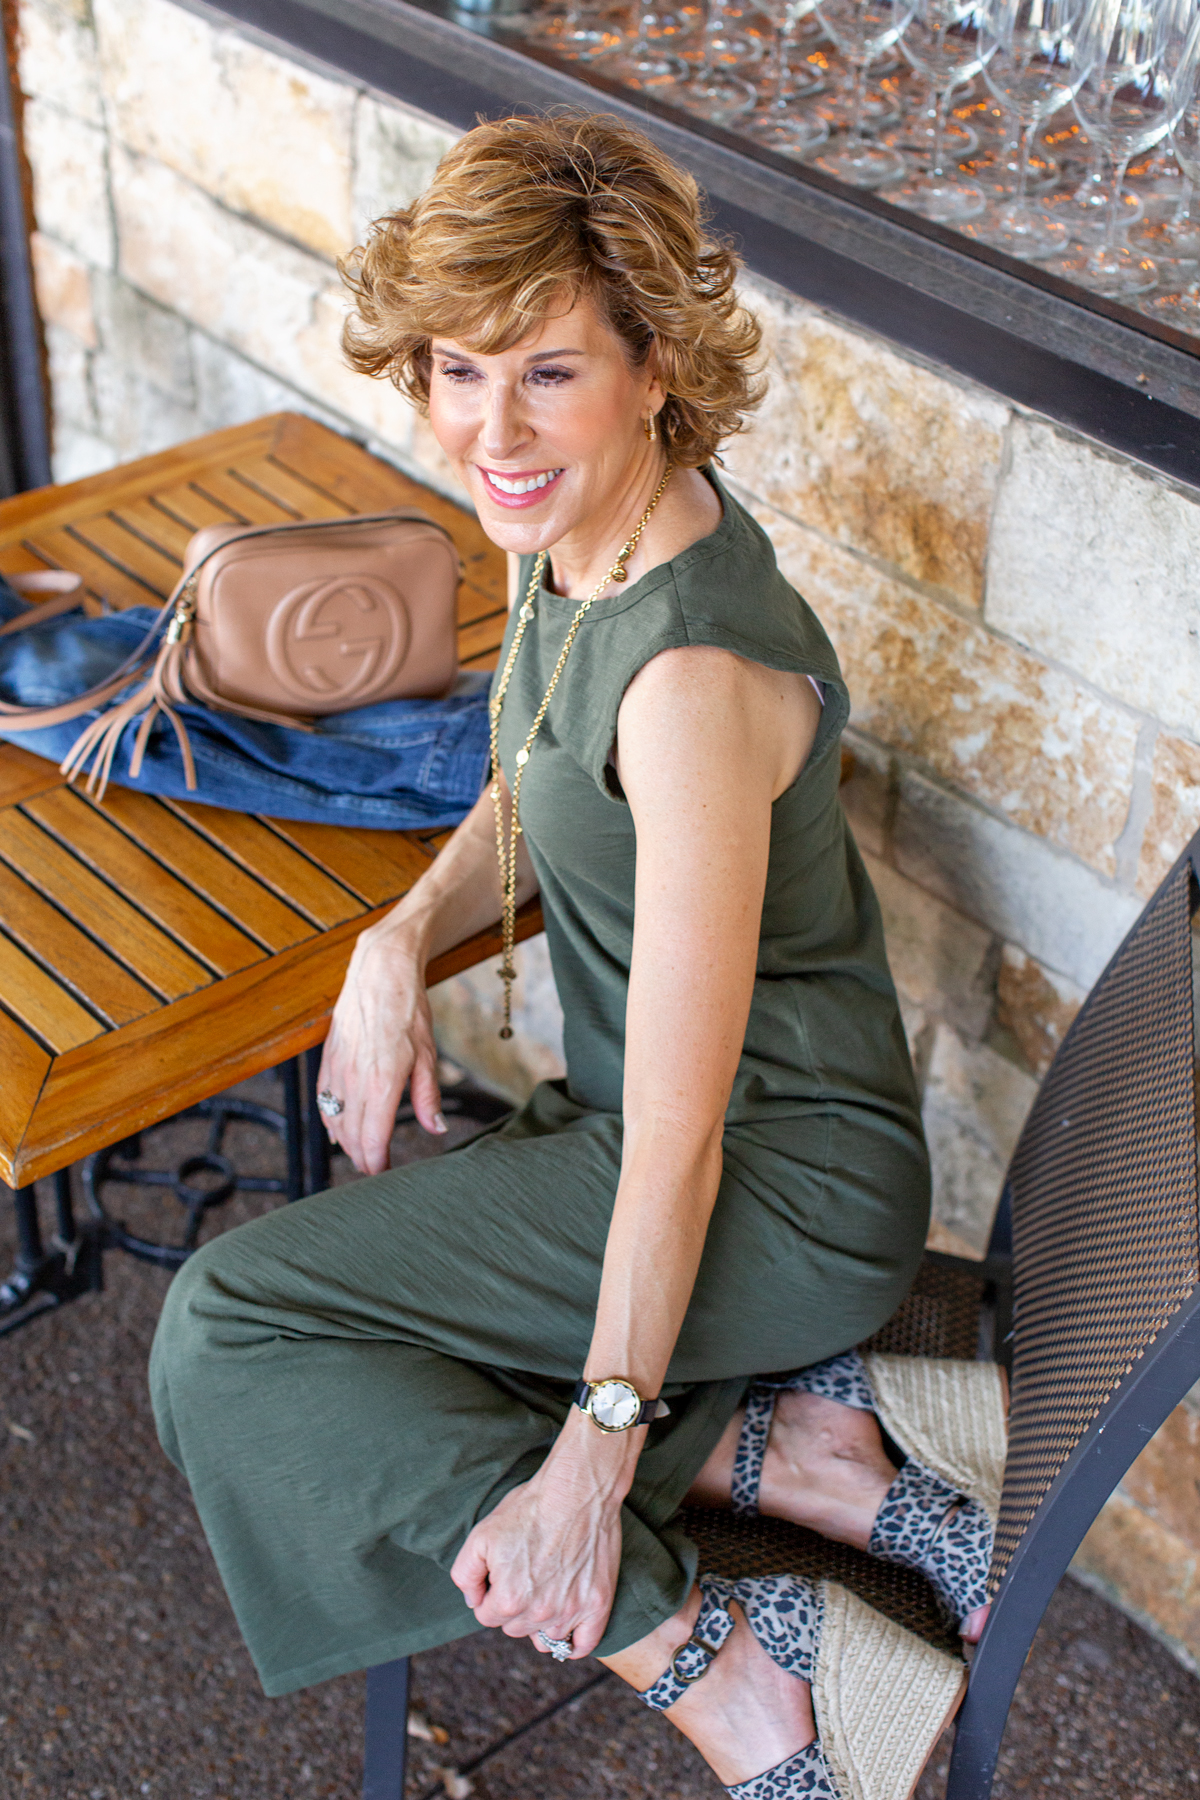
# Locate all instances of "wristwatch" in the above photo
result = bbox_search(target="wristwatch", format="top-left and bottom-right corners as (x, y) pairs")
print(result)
(572, 1377), (671, 1433)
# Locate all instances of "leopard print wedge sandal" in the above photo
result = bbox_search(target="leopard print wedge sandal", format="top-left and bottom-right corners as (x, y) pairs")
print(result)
(637, 1570), (965, 1800)
(731, 1348), (1007, 1633)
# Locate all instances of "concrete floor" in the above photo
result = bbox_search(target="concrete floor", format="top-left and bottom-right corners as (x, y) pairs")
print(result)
(1, 1072), (1198, 1800)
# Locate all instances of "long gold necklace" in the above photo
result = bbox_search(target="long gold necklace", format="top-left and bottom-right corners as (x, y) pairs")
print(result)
(488, 465), (673, 1038)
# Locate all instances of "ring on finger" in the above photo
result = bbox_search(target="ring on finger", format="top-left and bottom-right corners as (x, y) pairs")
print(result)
(537, 1630), (574, 1662)
(317, 1089), (344, 1118)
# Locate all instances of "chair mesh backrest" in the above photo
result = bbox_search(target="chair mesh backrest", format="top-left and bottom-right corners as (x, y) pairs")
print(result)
(990, 856), (1200, 1593)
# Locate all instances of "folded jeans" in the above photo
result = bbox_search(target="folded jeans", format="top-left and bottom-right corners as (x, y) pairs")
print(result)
(0, 584), (491, 830)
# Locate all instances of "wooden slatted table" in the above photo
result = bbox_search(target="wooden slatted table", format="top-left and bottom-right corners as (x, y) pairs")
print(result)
(0, 413), (540, 1190)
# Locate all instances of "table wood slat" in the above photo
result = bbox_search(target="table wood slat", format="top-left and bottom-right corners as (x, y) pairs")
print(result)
(0, 932), (105, 1051)
(148, 483), (249, 532)
(21, 527), (163, 612)
(0, 1008), (51, 1181)
(191, 470), (301, 524)
(24, 789), (267, 978)
(233, 456), (354, 520)
(164, 802), (366, 928)
(92, 789), (317, 952)
(263, 819), (434, 908)
(0, 862), (157, 1026)
(1, 812), (213, 1000)
(456, 613), (508, 664)
(109, 496), (196, 561)
(67, 515), (182, 596)
(0, 745), (68, 807)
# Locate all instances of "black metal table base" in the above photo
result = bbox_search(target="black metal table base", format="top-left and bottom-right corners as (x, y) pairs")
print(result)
(0, 1056), (511, 1338)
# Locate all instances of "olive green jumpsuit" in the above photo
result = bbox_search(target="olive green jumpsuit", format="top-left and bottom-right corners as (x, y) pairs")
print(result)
(150, 476), (930, 1697)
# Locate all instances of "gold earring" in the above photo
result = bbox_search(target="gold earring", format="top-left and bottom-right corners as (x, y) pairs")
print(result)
(644, 413), (656, 442)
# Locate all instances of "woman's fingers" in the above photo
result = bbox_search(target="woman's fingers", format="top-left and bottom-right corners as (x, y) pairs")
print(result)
(449, 1535), (491, 1610)
(408, 1035), (447, 1137)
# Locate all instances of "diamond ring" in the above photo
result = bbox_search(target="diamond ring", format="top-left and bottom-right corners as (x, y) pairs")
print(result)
(536, 1630), (574, 1662)
(316, 1089), (344, 1118)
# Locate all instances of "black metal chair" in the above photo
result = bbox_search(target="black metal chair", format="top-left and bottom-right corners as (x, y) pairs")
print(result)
(361, 827), (1200, 1800)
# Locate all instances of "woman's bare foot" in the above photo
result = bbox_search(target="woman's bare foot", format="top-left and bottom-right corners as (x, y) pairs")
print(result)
(685, 1391), (992, 1645)
(600, 1585), (816, 1787)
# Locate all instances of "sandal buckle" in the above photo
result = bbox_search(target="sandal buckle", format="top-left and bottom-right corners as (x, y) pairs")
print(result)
(669, 1628), (725, 1684)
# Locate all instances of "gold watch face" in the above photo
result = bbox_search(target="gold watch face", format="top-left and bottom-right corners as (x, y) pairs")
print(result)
(588, 1380), (642, 1431)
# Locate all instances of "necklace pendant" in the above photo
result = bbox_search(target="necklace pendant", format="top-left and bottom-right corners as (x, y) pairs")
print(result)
(611, 567), (628, 583)
(519, 603), (535, 621)
(515, 747), (530, 767)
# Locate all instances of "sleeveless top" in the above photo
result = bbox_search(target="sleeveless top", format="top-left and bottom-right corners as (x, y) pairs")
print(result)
(492, 472), (925, 1170)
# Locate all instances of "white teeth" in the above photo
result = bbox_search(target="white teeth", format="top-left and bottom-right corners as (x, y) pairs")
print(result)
(486, 469), (562, 495)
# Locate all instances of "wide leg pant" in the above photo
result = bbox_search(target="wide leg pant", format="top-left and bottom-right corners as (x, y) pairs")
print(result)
(150, 1082), (927, 1695)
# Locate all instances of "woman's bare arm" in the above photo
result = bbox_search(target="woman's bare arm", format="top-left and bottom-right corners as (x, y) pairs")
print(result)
(451, 645), (820, 1655)
(318, 775), (537, 1173)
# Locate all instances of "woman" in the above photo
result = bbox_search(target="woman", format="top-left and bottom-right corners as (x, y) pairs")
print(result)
(151, 113), (994, 1799)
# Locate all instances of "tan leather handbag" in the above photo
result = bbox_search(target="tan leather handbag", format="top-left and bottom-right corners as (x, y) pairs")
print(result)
(0, 509), (462, 797)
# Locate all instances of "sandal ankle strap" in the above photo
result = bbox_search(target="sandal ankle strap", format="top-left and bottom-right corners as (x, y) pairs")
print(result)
(638, 1575), (737, 1711)
(731, 1385), (777, 1516)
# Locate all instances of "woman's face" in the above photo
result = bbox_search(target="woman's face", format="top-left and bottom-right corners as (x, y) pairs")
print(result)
(426, 291), (664, 560)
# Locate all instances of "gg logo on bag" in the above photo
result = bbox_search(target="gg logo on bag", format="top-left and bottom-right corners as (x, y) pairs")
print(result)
(266, 577), (411, 704)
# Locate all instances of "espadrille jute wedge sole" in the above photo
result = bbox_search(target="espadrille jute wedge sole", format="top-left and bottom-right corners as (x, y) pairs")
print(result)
(637, 1571), (965, 1800)
(731, 1348), (1007, 1631)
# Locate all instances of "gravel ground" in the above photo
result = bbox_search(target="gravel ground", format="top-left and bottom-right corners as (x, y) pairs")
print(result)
(2, 1071), (1197, 1800)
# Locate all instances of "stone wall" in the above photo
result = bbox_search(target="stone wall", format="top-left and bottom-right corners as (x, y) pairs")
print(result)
(16, 0), (1200, 1669)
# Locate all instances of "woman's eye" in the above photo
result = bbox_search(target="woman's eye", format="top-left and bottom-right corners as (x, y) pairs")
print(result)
(528, 366), (574, 386)
(437, 364), (478, 383)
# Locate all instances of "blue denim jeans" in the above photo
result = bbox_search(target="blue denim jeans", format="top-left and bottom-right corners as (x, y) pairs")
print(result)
(0, 584), (491, 829)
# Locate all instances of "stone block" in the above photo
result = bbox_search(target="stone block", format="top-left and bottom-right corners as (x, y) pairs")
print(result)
(840, 728), (890, 858)
(44, 321), (95, 438)
(24, 98), (113, 269)
(31, 232), (95, 346)
(94, 0), (355, 260)
(111, 147), (403, 446)
(987, 417), (1200, 739)
(428, 934), (565, 1104)
(862, 849), (997, 1041)
(725, 281), (1009, 607)
(190, 330), (343, 440)
(743, 500), (1138, 877)
(995, 944), (1083, 1077)
(92, 271), (194, 402)
(894, 770), (1143, 991)
(1073, 1491), (1200, 1674)
(1139, 732), (1200, 896)
(920, 1022), (1036, 1257)
(90, 350), (201, 463)
(352, 96), (457, 238)
(51, 427), (118, 485)
(1122, 1402), (1200, 1556)
(18, 0), (103, 124)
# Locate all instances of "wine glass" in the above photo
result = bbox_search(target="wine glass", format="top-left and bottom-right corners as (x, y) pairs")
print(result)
(886, 0), (996, 218)
(1144, 28), (1200, 314)
(1053, 0), (1200, 296)
(975, 0), (1105, 260)
(678, 0), (761, 116)
(526, 0), (623, 56)
(600, 0), (694, 83)
(812, 0), (920, 183)
(748, 0), (831, 152)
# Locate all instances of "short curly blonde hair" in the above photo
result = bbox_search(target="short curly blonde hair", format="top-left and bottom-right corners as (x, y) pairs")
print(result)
(341, 111), (763, 468)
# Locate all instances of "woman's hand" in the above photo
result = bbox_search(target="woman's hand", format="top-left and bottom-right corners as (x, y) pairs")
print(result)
(450, 1419), (635, 1659)
(316, 921), (444, 1175)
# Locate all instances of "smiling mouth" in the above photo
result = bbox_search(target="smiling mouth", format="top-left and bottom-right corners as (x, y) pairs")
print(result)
(481, 467), (565, 497)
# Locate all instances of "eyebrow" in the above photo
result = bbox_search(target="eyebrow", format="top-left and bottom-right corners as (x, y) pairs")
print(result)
(430, 345), (587, 363)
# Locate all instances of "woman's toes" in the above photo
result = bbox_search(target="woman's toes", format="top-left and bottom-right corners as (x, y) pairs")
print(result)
(961, 1603), (990, 1645)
